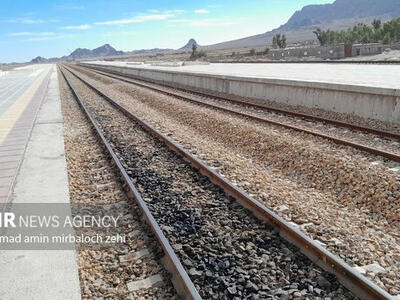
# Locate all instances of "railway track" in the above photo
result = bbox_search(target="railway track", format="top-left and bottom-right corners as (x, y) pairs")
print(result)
(208, 60), (400, 65)
(60, 67), (200, 299)
(75, 64), (400, 163)
(60, 74), (179, 299)
(79, 64), (398, 140)
(60, 64), (393, 299)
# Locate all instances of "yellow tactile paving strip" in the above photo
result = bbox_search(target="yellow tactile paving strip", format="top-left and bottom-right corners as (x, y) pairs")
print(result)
(0, 67), (51, 202)
(0, 70), (48, 146)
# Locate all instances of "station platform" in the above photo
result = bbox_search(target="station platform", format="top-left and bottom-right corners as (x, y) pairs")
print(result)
(0, 65), (51, 202)
(0, 64), (81, 299)
(86, 61), (400, 90)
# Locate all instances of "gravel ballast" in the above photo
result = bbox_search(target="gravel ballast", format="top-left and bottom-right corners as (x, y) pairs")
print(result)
(59, 69), (178, 300)
(62, 68), (356, 299)
(68, 65), (400, 296)
(90, 68), (400, 156)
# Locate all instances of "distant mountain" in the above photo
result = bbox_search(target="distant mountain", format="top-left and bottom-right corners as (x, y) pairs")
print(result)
(127, 48), (173, 56)
(178, 39), (199, 52)
(69, 48), (92, 59)
(279, 0), (400, 31)
(203, 0), (400, 50)
(30, 44), (125, 63)
(30, 56), (48, 64)
(69, 44), (124, 59)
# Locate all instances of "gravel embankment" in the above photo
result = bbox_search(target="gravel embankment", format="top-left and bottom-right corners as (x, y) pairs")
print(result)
(162, 78), (400, 135)
(84, 68), (400, 156)
(59, 69), (177, 300)
(146, 81), (400, 156)
(75, 65), (400, 135)
(63, 69), (355, 299)
(68, 65), (400, 296)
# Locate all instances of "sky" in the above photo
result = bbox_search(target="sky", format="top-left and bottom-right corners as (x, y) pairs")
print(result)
(0, 0), (334, 63)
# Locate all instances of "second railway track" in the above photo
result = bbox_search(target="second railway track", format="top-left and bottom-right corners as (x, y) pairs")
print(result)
(60, 64), (393, 299)
(74, 64), (400, 163)
(81, 64), (400, 140)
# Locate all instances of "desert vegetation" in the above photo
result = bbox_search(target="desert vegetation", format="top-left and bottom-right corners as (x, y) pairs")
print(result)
(190, 44), (206, 60)
(272, 33), (287, 48)
(313, 17), (400, 46)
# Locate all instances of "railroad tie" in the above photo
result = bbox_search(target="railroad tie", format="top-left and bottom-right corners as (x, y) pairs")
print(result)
(119, 248), (150, 263)
(127, 274), (164, 292)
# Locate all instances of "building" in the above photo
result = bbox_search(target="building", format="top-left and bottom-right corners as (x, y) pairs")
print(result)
(265, 43), (383, 60)
(350, 43), (383, 57)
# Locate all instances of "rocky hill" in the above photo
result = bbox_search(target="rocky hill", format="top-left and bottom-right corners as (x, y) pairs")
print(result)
(30, 44), (124, 63)
(279, 0), (400, 31)
(178, 39), (199, 52)
(30, 56), (48, 64)
(69, 44), (124, 59)
(127, 48), (172, 55)
(204, 0), (400, 50)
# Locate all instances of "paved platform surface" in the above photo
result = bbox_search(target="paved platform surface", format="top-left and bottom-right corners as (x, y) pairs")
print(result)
(0, 65), (81, 299)
(89, 61), (400, 90)
(0, 64), (52, 202)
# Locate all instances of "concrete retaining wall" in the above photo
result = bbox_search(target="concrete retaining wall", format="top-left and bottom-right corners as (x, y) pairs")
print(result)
(80, 62), (400, 124)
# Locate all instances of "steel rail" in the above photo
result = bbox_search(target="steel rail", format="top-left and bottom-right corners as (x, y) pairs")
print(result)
(82, 64), (400, 141)
(59, 67), (202, 300)
(63, 65), (393, 300)
(77, 65), (400, 163)
(207, 60), (400, 65)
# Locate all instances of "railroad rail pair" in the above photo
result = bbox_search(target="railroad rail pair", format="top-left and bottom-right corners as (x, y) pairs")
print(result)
(78, 64), (400, 163)
(60, 65), (393, 300)
(208, 60), (400, 65)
